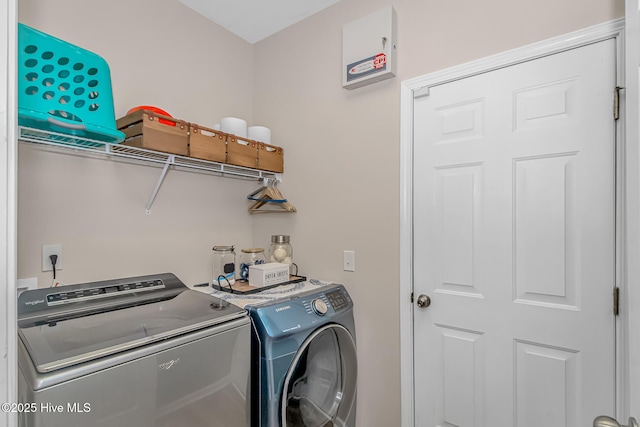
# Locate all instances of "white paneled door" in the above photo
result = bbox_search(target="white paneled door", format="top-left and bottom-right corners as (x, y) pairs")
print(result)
(413, 39), (617, 426)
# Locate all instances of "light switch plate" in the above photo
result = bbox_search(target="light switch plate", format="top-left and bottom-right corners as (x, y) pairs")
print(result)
(343, 250), (355, 272)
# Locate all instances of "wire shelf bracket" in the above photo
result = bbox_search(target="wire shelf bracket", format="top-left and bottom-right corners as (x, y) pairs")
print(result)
(18, 126), (281, 214)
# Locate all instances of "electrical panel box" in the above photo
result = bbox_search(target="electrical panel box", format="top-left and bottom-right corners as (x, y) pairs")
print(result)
(342, 5), (397, 90)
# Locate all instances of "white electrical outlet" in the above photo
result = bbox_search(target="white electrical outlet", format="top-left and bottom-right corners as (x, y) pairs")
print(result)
(343, 250), (356, 272)
(42, 244), (63, 272)
(17, 277), (38, 293)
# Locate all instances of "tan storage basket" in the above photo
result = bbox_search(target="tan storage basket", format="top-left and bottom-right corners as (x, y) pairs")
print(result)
(227, 135), (258, 169)
(189, 124), (227, 162)
(257, 143), (284, 173)
(117, 109), (189, 156)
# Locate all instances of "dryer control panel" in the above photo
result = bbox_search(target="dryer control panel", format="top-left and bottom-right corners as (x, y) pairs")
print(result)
(311, 299), (328, 316)
(249, 284), (354, 339)
(326, 289), (349, 311)
(304, 288), (350, 316)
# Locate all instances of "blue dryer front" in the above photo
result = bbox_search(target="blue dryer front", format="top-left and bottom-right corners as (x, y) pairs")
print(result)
(247, 283), (357, 427)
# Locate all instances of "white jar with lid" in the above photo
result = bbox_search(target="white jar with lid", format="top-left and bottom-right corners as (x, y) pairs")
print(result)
(212, 245), (236, 286)
(269, 235), (294, 275)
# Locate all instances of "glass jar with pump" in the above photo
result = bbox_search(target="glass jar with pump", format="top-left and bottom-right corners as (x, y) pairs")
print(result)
(269, 235), (294, 275)
(212, 245), (236, 287)
(239, 248), (266, 281)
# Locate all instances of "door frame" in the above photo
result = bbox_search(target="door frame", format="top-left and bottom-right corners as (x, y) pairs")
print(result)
(623, 0), (640, 420)
(399, 19), (627, 427)
(1, 0), (18, 426)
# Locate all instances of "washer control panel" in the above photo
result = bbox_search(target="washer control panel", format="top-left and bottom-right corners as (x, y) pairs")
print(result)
(46, 279), (165, 306)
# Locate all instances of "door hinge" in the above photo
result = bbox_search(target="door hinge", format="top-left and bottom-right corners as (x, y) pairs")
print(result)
(614, 86), (624, 120)
(613, 286), (620, 316)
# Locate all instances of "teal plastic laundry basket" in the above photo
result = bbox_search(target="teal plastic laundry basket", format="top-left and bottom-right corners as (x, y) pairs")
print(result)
(18, 23), (124, 143)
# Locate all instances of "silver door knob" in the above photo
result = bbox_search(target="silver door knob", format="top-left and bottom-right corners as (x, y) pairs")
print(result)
(416, 294), (431, 308)
(594, 416), (639, 427)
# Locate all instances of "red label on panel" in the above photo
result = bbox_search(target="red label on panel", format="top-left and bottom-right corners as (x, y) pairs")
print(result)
(373, 53), (387, 69)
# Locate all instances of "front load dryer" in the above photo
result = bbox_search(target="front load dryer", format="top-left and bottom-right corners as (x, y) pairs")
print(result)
(247, 283), (357, 427)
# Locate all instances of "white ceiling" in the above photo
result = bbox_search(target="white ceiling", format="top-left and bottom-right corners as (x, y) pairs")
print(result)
(179, 0), (343, 44)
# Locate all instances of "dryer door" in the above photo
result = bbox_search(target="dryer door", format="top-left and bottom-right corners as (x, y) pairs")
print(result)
(281, 324), (357, 427)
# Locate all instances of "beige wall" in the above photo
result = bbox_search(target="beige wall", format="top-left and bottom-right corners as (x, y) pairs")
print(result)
(251, 0), (623, 426)
(17, 0), (258, 286)
(16, 0), (624, 425)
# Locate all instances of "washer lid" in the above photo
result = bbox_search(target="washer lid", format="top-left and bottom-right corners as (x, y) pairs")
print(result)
(18, 275), (245, 373)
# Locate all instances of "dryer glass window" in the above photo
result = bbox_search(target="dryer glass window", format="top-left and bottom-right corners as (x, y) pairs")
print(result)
(282, 325), (357, 427)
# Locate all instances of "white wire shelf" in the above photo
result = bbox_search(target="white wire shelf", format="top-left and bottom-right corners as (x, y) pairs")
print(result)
(18, 126), (280, 214)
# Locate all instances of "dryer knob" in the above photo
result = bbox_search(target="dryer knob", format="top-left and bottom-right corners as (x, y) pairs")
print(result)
(311, 299), (328, 316)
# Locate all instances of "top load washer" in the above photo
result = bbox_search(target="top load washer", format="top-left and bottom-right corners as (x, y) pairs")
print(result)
(247, 283), (357, 427)
(18, 273), (251, 427)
